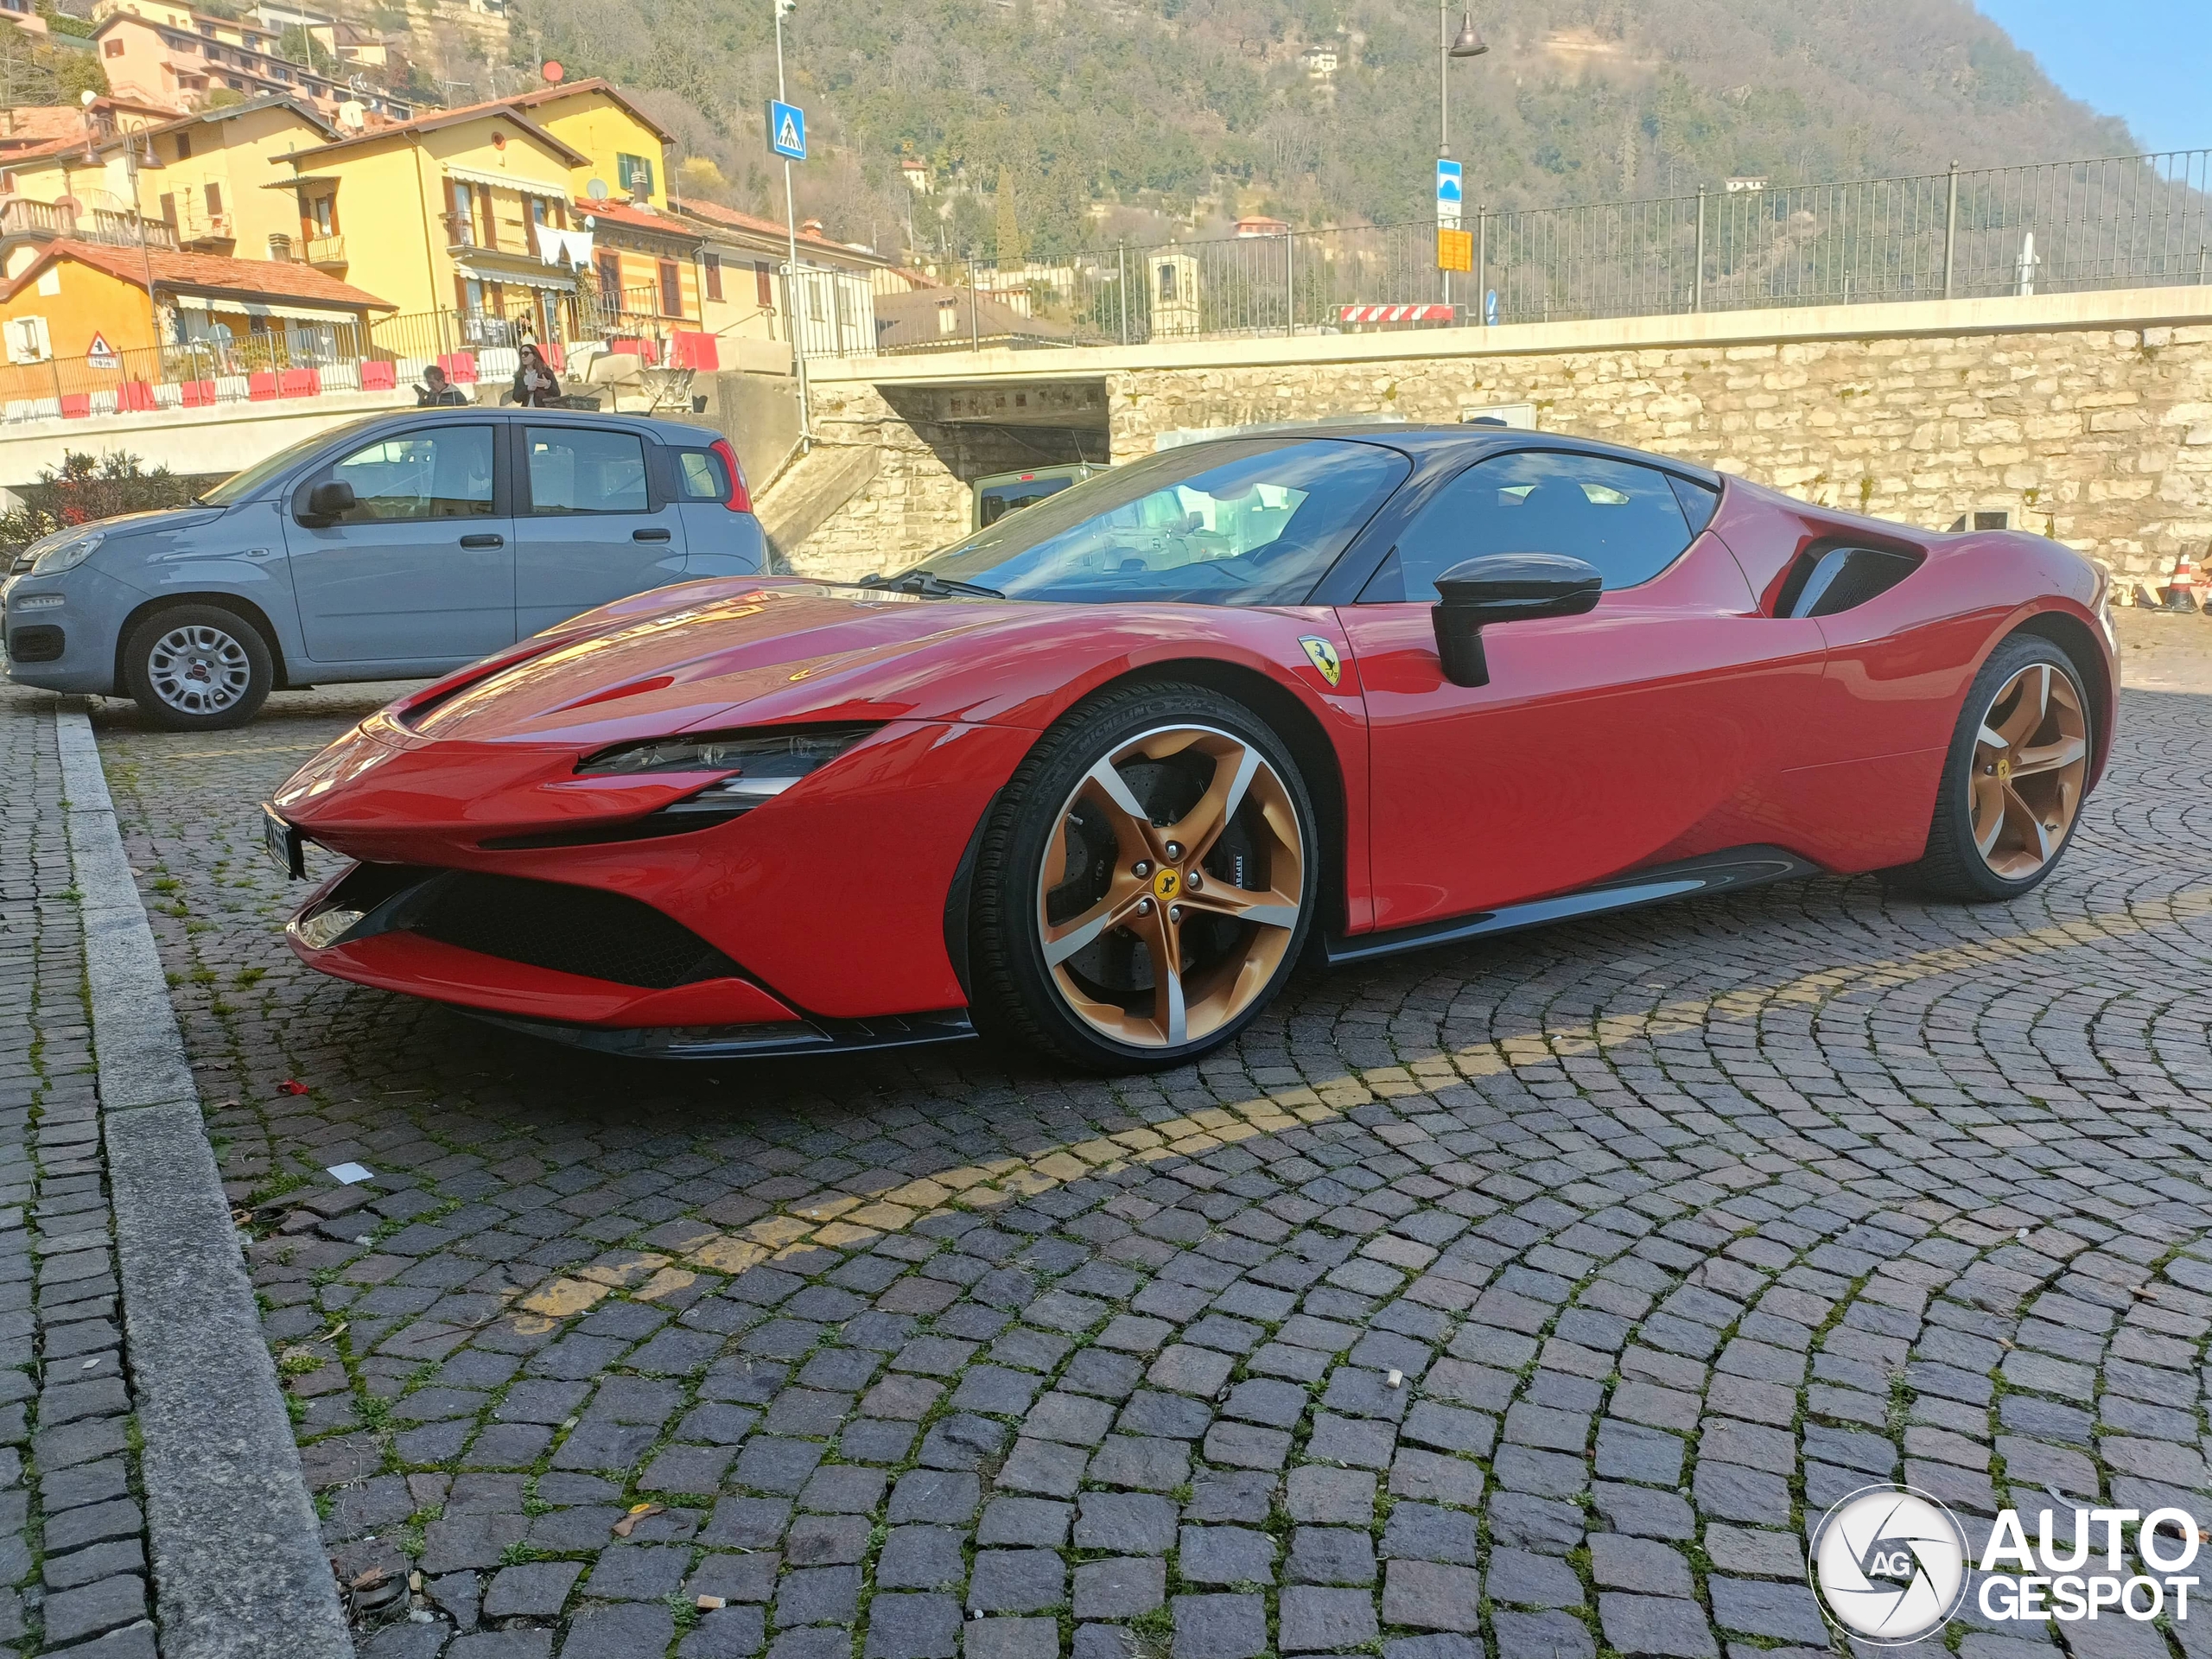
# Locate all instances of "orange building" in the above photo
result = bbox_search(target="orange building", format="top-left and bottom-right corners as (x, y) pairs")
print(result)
(0, 237), (389, 365)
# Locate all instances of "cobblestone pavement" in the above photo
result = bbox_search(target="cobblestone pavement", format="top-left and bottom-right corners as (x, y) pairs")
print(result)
(83, 677), (2212, 1659)
(0, 687), (159, 1657)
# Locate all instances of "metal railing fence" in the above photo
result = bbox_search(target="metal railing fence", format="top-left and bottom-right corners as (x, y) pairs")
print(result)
(0, 291), (712, 424)
(836, 147), (2212, 358)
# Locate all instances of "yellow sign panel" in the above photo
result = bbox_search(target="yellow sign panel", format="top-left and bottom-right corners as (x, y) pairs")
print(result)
(1437, 228), (1473, 273)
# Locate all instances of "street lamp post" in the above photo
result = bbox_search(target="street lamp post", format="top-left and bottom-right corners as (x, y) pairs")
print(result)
(1439, 7), (1486, 308)
(81, 92), (163, 362)
(774, 0), (810, 445)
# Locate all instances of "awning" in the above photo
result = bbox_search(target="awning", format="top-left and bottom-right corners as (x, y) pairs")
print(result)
(173, 294), (365, 322)
(454, 260), (576, 293)
(446, 165), (567, 201)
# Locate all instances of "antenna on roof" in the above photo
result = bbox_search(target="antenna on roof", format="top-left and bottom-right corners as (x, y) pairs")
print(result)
(586, 178), (608, 200)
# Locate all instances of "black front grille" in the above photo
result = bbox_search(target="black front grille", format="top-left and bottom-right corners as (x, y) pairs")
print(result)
(7, 625), (63, 664)
(401, 871), (744, 990)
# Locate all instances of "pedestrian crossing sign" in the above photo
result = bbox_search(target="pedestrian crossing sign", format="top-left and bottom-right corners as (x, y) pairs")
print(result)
(768, 99), (806, 162)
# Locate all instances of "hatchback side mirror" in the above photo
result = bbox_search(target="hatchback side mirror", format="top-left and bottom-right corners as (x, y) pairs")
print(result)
(1431, 553), (1604, 687)
(303, 480), (356, 522)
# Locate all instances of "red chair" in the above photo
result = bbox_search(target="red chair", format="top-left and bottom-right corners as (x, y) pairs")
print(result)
(360, 360), (396, 391)
(247, 372), (279, 401)
(181, 380), (217, 407)
(437, 352), (477, 384)
(58, 393), (89, 419)
(278, 367), (321, 398)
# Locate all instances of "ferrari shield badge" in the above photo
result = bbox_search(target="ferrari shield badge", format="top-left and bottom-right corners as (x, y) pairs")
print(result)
(1299, 636), (1343, 687)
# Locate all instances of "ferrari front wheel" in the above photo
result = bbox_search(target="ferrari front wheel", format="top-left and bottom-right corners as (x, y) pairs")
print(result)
(1889, 632), (2092, 902)
(972, 683), (1318, 1072)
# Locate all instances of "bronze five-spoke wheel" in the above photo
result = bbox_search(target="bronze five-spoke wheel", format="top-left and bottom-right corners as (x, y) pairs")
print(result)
(975, 683), (1318, 1071)
(1891, 632), (2094, 901)
(1969, 658), (2088, 880)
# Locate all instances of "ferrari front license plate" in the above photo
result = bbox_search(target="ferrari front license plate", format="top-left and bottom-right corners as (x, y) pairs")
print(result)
(262, 804), (304, 880)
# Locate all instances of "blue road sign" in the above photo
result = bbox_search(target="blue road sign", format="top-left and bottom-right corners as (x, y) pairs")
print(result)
(768, 99), (806, 162)
(1485, 289), (1498, 326)
(1435, 158), (1463, 227)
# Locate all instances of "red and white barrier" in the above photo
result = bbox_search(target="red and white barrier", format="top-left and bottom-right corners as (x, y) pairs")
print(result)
(1338, 304), (1454, 324)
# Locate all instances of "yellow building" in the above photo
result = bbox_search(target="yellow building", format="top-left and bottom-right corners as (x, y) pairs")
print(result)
(270, 80), (708, 353)
(499, 79), (672, 211)
(0, 96), (339, 272)
(276, 103), (583, 327)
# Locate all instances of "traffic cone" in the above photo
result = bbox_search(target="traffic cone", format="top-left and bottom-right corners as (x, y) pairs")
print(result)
(2158, 549), (2202, 613)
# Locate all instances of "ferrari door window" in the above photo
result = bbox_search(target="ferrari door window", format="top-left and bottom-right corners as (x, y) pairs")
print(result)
(906, 439), (1409, 606)
(524, 428), (651, 514)
(324, 427), (495, 520)
(1367, 450), (1696, 601)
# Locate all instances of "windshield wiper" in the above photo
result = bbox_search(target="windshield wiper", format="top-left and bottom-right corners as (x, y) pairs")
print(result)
(856, 571), (1005, 600)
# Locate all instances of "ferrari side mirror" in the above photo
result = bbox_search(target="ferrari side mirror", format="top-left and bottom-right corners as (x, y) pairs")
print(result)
(1430, 553), (1604, 687)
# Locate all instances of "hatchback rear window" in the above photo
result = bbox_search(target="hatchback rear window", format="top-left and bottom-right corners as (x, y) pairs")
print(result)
(675, 448), (732, 501)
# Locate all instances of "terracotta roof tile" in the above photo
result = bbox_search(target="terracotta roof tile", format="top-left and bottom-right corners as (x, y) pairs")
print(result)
(677, 199), (889, 264)
(0, 238), (393, 308)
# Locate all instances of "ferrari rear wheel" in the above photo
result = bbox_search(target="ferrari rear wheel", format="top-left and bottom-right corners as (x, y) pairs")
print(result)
(1889, 633), (2091, 902)
(972, 683), (1317, 1072)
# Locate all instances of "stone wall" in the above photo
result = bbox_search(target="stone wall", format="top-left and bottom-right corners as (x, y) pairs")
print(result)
(797, 379), (1107, 581)
(797, 295), (2212, 585)
(1105, 326), (2212, 585)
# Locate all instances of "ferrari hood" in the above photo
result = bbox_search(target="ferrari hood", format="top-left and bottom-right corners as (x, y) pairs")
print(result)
(395, 580), (1058, 746)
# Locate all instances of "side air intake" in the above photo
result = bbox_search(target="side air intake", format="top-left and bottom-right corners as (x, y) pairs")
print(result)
(1777, 545), (1923, 619)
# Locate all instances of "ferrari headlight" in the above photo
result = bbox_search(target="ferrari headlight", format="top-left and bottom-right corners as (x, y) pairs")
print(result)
(577, 724), (879, 814)
(28, 531), (105, 575)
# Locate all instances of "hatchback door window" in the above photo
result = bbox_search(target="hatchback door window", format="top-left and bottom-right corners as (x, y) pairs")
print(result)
(1366, 450), (1696, 601)
(327, 427), (495, 520)
(524, 427), (650, 514)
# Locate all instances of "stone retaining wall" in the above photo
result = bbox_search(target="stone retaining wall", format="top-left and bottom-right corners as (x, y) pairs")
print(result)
(1106, 325), (2212, 585)
(796, 297), (2212, 586)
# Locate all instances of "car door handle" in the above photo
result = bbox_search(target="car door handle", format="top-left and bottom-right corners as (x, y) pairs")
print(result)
(632, 528), (671, 543)
(458, 533), (505, 549)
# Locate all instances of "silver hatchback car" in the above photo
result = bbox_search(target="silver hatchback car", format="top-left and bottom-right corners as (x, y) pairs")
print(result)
(2, 407), (771, 729)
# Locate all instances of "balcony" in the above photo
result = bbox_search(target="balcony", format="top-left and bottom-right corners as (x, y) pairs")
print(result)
(0, 198), (179, 251)
(305, 234), (345, 268)
(170, 209), (234, 250)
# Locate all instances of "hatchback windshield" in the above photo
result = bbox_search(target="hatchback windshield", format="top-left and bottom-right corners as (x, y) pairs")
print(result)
(904, 438), (1410, 605)
(200, 421), (380, 505)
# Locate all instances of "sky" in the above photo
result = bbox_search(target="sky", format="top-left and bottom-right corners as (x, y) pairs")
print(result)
(1974, 0), (2212, 156)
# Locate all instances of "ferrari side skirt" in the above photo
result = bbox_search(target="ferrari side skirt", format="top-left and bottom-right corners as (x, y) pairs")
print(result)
(1322, 845), (1824, 969)
(465, 1007), (978, 1061)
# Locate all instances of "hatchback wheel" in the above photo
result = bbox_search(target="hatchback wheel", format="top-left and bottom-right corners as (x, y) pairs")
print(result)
(124, 604), (272, 731)
(972, 683), (1317, 1071)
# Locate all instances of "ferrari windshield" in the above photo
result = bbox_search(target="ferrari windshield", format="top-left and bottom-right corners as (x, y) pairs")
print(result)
(901, 438), (1410, 605)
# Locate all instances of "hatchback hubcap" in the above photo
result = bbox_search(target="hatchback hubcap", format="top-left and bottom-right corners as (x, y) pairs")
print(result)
(1971, 662), (2088, 879)
(1038, 725), (1303, 1050)
(147, 625), (251, 715)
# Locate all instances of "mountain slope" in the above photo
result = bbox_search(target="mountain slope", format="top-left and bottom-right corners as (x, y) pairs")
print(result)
(512, 0), (2139, 258)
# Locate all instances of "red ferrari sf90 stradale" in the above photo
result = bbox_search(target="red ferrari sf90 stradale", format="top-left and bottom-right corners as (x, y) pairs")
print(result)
(264, 426), (2115, 1072)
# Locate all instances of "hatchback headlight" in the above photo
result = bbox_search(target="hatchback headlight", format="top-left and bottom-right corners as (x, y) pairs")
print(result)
(29, 531), (105, 575)
(576, 725), (880, 815)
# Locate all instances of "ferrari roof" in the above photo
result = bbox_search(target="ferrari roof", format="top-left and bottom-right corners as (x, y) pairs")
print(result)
(1166, 419), (1722, 484)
